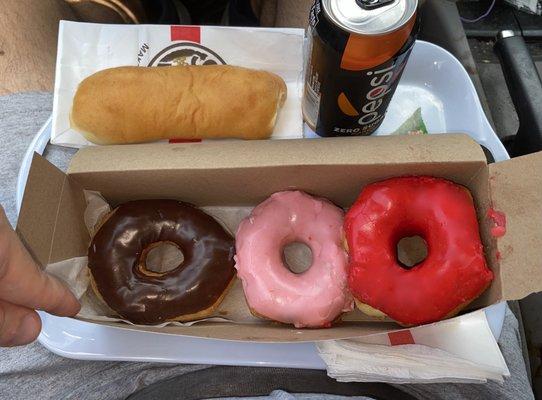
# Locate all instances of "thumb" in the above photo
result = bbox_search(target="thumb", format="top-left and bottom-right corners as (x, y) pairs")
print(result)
(0, 207), (80, 316)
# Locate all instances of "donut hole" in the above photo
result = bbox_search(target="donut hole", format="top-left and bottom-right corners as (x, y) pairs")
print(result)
(144, 242), (185, 274)
(282, 241), (313, 274)
(396, 236), (428, 269)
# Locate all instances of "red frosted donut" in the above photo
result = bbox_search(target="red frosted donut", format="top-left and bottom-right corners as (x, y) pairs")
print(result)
(345, 176), (493, 326)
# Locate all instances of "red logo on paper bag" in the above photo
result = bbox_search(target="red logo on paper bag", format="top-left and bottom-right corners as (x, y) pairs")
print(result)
(170, 26), (201, 43)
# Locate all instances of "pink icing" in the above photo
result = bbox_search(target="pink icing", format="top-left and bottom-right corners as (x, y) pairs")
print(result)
(234, 191), (353, 328)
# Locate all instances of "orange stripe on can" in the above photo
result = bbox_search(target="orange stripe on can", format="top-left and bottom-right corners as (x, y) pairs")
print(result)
(340, 14), (416, 71)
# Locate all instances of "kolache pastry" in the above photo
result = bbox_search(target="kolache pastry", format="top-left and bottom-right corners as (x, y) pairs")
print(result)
(235, 191), (353, 328)
(345, 176), (494, 326)
(88, 199), (236, 325)
(71, 65), (287, 144)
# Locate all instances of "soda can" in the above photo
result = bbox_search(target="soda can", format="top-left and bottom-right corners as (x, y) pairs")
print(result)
(303, 0), (418, 137)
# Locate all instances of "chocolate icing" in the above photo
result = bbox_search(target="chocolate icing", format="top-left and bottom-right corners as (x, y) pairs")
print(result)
(88, 200), (236, 325)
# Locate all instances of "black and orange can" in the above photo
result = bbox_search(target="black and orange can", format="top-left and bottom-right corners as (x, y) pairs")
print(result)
(303, 0), (418, 137)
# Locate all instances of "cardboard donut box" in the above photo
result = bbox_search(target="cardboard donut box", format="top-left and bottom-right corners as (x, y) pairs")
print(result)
(16, 134), (542, 342)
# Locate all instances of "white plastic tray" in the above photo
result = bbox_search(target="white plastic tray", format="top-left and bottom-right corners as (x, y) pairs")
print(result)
(18, 40), (507, 366)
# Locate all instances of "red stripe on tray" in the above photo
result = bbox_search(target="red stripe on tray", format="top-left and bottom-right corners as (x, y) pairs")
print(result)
(170, 26), (201, 43)
(388, 330), (415, 346)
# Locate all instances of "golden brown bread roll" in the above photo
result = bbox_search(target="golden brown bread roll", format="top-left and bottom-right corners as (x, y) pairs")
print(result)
(70, 65), (287, 144)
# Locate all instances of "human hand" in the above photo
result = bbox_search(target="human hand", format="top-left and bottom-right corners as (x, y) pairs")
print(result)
(0, 206), (80, 346)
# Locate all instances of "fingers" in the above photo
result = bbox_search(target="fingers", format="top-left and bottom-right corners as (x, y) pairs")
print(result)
(0, 208), (80, 317)
(0, 300), (41, 346)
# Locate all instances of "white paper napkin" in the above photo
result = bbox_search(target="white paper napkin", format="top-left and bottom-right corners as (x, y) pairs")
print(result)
(317, 310), (510, 384)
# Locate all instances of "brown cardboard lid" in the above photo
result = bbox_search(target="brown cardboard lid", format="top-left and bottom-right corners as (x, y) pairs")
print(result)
(16, 153), (89, 265)
(16, 154), (67, 266)
(489, 151), (542, 301)
(67, 134), (490, 213)
(68, 134), (487, 174)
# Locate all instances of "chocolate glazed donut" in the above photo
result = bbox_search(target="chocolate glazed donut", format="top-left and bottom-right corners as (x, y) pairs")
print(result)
(88, 200), (236, 325)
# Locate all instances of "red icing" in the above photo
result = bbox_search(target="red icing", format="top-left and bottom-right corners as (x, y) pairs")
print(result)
(496, 251), (502, 261)
(487, 208), (507, 238)
(345, 176), (494, 326)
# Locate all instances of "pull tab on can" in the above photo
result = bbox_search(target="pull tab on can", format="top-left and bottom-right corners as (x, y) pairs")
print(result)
(356, 0), (397, 11)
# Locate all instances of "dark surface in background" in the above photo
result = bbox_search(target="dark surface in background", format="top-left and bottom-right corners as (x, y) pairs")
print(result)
(181, 0), (229, 24)
(515, 10), (542, 37)
(228, 0), (260, 26)
(140, 0), (229, 25)
(458, 1), (521, 37)
(458, 1), (542, 37)
(143, 0), (180, 24)
(469, 39), (542, 140)
(128, 366), (417, 400)
(458, 1), (542, 142)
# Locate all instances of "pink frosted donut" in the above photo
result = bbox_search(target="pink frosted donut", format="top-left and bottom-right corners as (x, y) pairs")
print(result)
(235, 191), (352, 328)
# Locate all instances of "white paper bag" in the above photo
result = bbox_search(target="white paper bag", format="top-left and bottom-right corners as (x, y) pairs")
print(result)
(52, 21), (305, 148)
